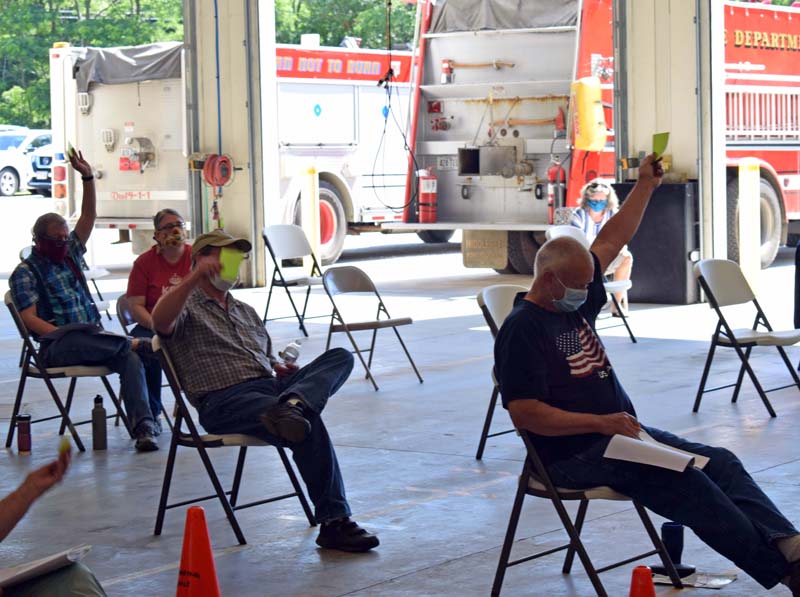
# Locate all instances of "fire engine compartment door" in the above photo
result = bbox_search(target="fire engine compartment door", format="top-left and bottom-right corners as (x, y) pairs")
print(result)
(277, 83), (356, 146)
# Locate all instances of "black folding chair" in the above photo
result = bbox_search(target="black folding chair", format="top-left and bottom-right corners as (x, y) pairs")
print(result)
(4, 291), (130, 453)
(693, 259), (800, 418)
(152, 336), (316, 545)
(262, 225), (324, 337)
(492, 431), (683, 596)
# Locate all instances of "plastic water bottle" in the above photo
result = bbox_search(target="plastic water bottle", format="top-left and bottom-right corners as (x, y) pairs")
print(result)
(16, 413), (31, 454)
(91, 395), (107, 451)
(279, 340), (302, 365)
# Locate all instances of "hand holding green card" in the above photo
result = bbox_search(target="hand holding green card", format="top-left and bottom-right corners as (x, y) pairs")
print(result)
(219, 247), (244, 281)
(653, 132), (669, 159)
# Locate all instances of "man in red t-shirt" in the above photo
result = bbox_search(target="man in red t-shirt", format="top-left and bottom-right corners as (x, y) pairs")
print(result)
(126, 209), (192, 429)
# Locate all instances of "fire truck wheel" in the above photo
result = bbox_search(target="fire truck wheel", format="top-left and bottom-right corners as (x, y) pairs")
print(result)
(293, 180), (347, 265)
(507, 231), (540, 275)
(417, 230), (455, 243)
(0, 168), (19, 196)
(726, 177), (782, 269)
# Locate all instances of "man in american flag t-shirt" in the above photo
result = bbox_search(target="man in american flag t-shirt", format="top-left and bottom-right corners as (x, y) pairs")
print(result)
(494, 155), (800, 594)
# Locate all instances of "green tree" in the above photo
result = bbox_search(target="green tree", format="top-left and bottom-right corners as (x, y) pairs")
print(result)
(275, 0), (416, 49)
(0, 0), (183, 128)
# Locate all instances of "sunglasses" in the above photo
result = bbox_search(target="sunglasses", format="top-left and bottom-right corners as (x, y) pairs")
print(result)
(587, 182), (611, 193)
(158, 221), (186, 232)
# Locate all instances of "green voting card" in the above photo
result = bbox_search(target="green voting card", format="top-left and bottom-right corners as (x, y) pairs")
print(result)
(219, 247), (244, 281)
(653, 132), (669, 159)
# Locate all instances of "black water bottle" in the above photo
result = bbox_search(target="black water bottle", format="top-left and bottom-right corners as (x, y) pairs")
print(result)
(91, 395), (107, 451)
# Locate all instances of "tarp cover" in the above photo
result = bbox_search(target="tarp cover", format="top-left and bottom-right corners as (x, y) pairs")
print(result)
(73, 42), (182, 92)
(430, 0), (578, 33)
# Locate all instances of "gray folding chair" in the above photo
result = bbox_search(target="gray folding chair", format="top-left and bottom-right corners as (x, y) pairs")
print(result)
(492, 431), (683, 596)
(323, 266), (422, 391)
(116, 294), (173, 432)
(693, 259), (800, 418)
(475, 284), (527, 460)
(4, 291), (130, 453)
(152, 336), (315, 545)
(262, 225), (324, 337)
(545, 226), (636, 343)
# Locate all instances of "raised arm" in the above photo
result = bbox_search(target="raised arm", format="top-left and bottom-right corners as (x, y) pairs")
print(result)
(590, 154), (663, 273)
(151, 259), (220, 335)
(508, 399), (641, 439)
(69, 150), (96, 245)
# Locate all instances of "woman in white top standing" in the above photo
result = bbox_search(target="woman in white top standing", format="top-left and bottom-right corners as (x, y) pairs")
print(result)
(569, 178), (633, 315)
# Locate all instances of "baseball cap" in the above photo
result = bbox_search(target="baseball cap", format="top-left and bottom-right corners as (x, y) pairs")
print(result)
(191, 228), (252, 258)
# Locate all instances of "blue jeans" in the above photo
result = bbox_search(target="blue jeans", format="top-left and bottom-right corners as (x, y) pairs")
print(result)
(546, 425), (797, 589)
(130, 325), (162, 418)
(41, 330), (155, 435)
(198, 347), (354, 524)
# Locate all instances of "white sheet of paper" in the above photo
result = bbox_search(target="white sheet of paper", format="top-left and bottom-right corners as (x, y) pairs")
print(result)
(0, 545), (91, 588)
(603, 431), (709, 472)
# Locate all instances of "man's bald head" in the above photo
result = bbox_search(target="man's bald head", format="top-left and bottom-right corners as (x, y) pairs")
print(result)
(534, 237), (593, 281)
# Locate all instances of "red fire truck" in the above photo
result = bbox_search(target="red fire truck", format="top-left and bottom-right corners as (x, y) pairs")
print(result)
(390, 0), (800, 272)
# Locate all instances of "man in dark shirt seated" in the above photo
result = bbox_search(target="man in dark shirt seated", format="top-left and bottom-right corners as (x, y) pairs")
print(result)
(151, 229), (379, 553)
(9, 149), (158, 452)
(495, 155), (800, 595)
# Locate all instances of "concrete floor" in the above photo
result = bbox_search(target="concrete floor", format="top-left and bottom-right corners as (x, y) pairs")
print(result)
(2, 243), (800, 596)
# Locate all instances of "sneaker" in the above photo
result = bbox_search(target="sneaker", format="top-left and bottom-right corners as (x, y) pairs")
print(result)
(316, 518), (379, 553)
(152, 416), (163, 437)
(134, 429), (159, 452)
(259, 402), (310, 444)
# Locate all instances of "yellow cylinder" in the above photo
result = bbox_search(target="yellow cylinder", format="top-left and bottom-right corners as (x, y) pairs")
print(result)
(301, 166), (321, 274)
(570, 76), (607, 152)
(737, 158), (761, 287)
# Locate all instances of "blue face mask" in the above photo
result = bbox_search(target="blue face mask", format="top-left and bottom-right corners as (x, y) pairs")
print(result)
(585, 199), (608, 212)
(552, 274), (588, 312)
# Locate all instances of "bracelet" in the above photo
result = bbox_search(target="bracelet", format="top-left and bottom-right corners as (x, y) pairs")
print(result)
(81, 175), (94, 181)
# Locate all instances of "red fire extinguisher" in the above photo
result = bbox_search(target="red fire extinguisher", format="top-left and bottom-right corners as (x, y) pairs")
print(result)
(546, 161), (566, 223)
(418, 168), (438, 224)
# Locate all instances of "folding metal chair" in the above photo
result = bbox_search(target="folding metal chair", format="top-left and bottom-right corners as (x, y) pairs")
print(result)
(475, 284), (528, 460)
(116, 294), (174, 432)
(4, 291), (130, 453)
(152, 336), (316, 545)
(545, 226), (636, 343)
(262, 225), (324, 337)
(323, 266), (423, 391)
(492, 431), (683, 596)
(693, 259), (800, 418)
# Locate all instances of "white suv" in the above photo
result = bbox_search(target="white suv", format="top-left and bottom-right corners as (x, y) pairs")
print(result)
(0, 129), (51, 195)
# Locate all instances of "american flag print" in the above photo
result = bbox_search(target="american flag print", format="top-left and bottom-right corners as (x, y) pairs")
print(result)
(555, 320), (609, 378)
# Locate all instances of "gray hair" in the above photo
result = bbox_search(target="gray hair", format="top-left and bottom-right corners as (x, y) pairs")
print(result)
(153, 208), (183, 230)
(32, 213), (67, 241)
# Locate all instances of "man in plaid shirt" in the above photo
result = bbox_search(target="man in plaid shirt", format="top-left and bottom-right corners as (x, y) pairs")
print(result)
(153, 229), (379, 553)
(9, 149), (158, 452)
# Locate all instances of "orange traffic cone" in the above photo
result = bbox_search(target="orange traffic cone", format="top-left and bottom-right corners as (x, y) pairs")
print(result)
(629, 565), (656, 597)
(176, 506), (221, 597)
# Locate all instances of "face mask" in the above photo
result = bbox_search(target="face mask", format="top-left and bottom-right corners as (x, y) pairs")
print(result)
(585, 199), (607, 212)
(162, 227), (186, 248)
(551, 274), (588, 312)
(210, 273), (236, 292)
(37, 238), (70, 263)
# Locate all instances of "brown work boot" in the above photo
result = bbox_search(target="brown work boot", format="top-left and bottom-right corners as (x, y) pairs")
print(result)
(259, 401), (310, 444)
